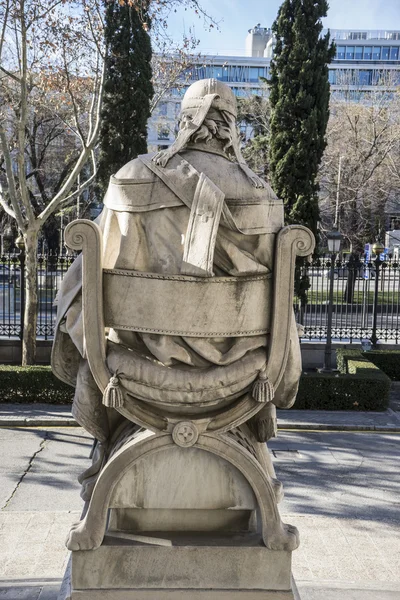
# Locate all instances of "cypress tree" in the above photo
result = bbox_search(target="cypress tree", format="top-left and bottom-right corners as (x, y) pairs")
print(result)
(268, 0), (335, 237)
(97, 1), (154, 193)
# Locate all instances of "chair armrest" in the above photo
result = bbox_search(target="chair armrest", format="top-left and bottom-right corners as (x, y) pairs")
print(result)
(65, 219), (110, 393)
(265, 225), (315, 390)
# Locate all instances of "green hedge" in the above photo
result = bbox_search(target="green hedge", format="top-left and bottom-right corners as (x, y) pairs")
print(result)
(336, 348), (366, 374)
(336, 348), (400, 381)
(347, 359), (380, 375)
(0, 365), (73, 404)
(296, 370), (391, 411)
(362, 350), (400, 381)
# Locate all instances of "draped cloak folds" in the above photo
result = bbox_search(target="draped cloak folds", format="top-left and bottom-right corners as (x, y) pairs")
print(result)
(51, 148), (302, 442)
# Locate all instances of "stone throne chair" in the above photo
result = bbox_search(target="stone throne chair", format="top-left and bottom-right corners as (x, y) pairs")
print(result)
(61, 218), (314, 600)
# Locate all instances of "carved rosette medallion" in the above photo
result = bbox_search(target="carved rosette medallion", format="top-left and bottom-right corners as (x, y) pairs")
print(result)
(172, 421), (199, 447)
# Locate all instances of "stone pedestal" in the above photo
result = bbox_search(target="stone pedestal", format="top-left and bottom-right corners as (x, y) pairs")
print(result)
(61, 532), (299, 599)
(59, 427), (300, 600)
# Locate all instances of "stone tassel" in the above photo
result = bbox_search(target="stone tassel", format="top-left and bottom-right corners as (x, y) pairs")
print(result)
(256, 404), (278, 442)
(251, 403), (278, 442)
(102, 375), (124, 408)
(252, 369), (275, 404)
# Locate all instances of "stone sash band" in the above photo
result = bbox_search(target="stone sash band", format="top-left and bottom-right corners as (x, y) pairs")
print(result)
(103, 269), (271, 337)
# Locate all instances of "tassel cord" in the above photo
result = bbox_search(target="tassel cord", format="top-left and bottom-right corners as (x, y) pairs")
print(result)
(252, 370), (275, 404)
(103, 374), (124, 409)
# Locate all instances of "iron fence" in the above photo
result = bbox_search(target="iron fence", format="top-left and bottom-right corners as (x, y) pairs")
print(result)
(0, 251), (76, 339)
(0, 251), (399, 344)
(296, 254), (400, 344)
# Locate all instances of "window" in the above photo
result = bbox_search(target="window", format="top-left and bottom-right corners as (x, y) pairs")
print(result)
(390, 47), (399, 60)
(157, 125), (170, 141)
(355, 46), (363, 60)
(349, 31), (367, 40)
(159, 102), (168, 116)
(211, 66), (224, 79)
(174, 103), (181, 118)
(195, 66), (207, 79)
(372, 70), (382, 84)
(382, 47), (390, 60)
(359, 70), (372, 85)
(328, 70), (336, 84)
(220, 66), (229, 82)
(233, 66), (245, 82)
(372, 47), (381, 60)
(336, 46), (345, 59)
(346, 46), (354, 59)
(249, 67), (260, 82)
(390, 216), (400, 229)
(363, 47), (372, 59)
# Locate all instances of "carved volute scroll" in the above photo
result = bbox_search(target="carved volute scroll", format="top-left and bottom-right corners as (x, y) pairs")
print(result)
(64, 220), (110, 394)
(265, 225), (315, 391)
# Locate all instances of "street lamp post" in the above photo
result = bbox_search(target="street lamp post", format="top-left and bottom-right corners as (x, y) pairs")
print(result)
(322, 226), (343, 372)
(370, 240), (385, 348)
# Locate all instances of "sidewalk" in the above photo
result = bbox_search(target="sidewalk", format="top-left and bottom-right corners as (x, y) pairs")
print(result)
(1, 402), (400, 431)
(0, 423), (399, 599)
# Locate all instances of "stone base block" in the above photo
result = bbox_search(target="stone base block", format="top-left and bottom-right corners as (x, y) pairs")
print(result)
(69, 589), (298, 599)
(63, 532), (298, 599)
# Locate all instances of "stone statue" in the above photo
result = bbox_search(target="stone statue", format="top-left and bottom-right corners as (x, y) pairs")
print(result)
(53, 79), (314, 600)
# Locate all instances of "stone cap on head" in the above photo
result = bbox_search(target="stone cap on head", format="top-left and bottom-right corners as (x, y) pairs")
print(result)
(181, 78), (237, 118)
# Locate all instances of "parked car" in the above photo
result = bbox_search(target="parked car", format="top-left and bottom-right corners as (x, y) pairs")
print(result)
(323, 265), (375, 279)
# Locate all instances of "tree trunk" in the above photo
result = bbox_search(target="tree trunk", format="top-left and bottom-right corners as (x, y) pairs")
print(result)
(22, 229), (39, 365)
(344, 253), (360, 304)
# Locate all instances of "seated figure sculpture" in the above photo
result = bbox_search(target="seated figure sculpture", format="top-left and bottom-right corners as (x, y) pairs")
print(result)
(53, 79), (314, 600)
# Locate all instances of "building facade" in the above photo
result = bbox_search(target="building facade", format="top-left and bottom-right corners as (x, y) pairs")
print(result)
(328, 29), (400, 90)
(148, 26), (400, 151)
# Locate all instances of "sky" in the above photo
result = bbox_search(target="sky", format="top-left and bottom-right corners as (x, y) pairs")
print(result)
(165, 0), (400, 56)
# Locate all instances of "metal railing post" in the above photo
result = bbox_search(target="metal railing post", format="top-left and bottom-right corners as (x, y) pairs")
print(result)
(322, 252), (336, 372)
(371, 255), (381, 348)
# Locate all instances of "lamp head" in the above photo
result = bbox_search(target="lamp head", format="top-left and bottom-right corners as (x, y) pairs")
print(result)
(372, 241), (384, 256)
(327, 226), (343, 253)
(15, 235), (25, 250)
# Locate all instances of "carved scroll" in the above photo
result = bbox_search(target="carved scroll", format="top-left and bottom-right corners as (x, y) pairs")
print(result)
(265, 225), (315, 391)
(64, 220), (110, 394)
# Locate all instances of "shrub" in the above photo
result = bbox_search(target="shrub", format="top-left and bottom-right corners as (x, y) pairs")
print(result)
(347, 359), (380, 375)
(362, 350), (400, 381)
(0, 365), (73, 404)
(295, 370), (390, 411)
(336, 348), (365, 373)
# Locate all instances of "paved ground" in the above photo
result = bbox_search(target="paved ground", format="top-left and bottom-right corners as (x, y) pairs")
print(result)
(0, 427), (90, 599)
(0, 405), (77, 428)
(269, 431), (400, 598)
(0, 425), (399, 599)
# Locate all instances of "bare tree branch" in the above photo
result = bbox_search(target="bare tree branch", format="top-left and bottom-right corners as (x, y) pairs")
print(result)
(0, 124), (25, 227)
